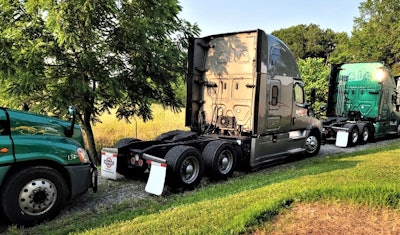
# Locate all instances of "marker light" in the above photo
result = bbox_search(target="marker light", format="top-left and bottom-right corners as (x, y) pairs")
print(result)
(374, 68), (385, 83)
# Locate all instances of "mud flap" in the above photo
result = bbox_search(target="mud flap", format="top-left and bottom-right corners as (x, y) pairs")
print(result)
(145, 160), (166, 195)
(336, 130), (349, 147)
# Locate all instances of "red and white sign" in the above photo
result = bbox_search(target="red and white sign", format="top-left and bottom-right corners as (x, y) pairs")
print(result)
(101, 148), (118, 180)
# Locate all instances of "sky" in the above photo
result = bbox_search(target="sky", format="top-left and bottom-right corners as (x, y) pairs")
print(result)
(178, 0), (363, 37)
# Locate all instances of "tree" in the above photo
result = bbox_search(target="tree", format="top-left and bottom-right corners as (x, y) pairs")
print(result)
(341, 0), (400, 75)
(271, 24), (340, 61)
(327, 32), (351, 64)
(298, 58), (330, 114)
(0, 0), (199, 163)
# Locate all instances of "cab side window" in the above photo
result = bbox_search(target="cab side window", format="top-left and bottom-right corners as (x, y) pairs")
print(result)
(270, 47), (280, 65)
(0, 120), (8, 135)
(0, 111), (10, 136)
(294, 83), (305, 104)
(271, 85), (279, 106)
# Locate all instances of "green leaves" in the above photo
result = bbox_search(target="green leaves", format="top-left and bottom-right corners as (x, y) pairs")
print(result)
(335, 0), (400, 75)
(0, 0), (199, 160)
(272, 24), (339, 61)
(298, 58), (330, 112)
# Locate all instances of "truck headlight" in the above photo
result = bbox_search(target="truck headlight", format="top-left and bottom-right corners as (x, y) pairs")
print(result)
(77, 148), (90, 163)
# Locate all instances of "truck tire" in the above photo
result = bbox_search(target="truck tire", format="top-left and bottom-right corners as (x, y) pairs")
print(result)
(304, 131), (321, 157)
(345, 124), (359, 146)
(0, 166), (68, 226)
(202, 140), (237, 180)
(165, 146), (204, 190)
(358, 124), (369, 144)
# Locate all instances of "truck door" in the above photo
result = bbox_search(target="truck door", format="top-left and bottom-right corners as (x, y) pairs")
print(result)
(291, 81), (310, 131)
(0, 109), (14, 165)
(380, 89), (390, 119)
(251, 78), (290, 166)
(378, 89), (391, 134)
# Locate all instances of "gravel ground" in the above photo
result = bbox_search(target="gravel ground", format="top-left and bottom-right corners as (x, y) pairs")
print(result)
(1, 137), (398, 233)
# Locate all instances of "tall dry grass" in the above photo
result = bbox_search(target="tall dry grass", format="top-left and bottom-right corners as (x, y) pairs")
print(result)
(92, 104), (189, 151)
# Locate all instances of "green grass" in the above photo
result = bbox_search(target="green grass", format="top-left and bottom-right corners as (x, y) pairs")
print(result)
(18, 141), (400, 235)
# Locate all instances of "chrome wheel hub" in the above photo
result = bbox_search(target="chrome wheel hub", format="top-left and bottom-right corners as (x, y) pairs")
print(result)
(218, 150), (233, 174)
(180, 156), (199, 184)
(306, 136), (318, 153)
(19, 178), (57, 216)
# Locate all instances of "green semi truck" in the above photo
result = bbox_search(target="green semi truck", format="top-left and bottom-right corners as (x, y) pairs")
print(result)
(322, 62), (400, 147)
(0, 107), (97, 226)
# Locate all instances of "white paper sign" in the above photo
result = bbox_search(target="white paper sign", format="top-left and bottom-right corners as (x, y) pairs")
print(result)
(145, 161), (167, 196)
(101, 148), (118, 180)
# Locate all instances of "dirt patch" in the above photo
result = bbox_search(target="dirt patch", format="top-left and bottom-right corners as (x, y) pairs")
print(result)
(252, 202), (400, 235)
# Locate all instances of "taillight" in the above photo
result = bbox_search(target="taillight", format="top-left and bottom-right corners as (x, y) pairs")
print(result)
(129, 153), (143, 166)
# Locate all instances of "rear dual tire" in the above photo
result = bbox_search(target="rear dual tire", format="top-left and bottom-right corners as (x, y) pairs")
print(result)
(165, 141), (238, 190)
(203, 140), (237, 180)
(359, 125), (369, 144)
(165, 146), (204, 190)
(345, 123), (372, 146)
(344, 124), (359, 147)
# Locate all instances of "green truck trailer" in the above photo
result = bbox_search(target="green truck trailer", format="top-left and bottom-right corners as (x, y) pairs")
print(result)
(0, 107), (97, 226)
(322, 62), (400, 147)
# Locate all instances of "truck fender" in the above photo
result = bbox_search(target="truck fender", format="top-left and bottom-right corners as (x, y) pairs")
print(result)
(155, 130), (197, 142)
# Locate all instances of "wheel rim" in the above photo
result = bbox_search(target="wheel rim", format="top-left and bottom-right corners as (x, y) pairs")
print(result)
(305, 135), (318, 153)
(19, 178), (57, 216)
(351, 129), (359, 143)
(180, 156), (200, 184)
(218, 150), (234, 174)
(362, 127), (369, 142)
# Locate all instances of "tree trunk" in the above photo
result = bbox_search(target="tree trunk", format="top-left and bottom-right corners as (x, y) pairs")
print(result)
(81, 112), (99, 166)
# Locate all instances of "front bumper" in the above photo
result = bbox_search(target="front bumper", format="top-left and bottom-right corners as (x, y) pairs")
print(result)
(65, 164), (98, 198)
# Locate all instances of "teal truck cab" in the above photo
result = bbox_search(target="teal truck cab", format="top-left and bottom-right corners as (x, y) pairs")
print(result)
(322, 62), (400, 146)
(0, 107), (97, 226)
